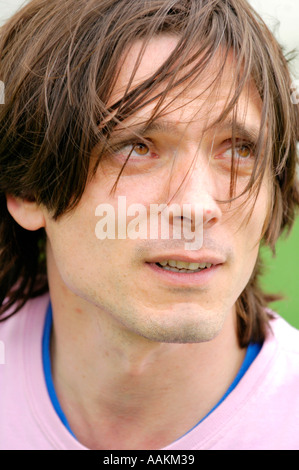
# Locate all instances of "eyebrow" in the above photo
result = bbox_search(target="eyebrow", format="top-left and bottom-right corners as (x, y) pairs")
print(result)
(112, 116), (260, 145)
(210, 118), (260, 143)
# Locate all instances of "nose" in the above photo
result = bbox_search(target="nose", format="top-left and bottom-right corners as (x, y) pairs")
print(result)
(169, 157), (222, 230)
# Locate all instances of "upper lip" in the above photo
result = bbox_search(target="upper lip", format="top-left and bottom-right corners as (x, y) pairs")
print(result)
(146, 252), (226, 265)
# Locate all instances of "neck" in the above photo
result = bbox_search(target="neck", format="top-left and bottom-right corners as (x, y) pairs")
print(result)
(49, 287), (245, 450)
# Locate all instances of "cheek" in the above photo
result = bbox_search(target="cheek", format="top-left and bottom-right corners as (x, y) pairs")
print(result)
(249, 184), (271, 238)
(224, 185), (269, 277)
(240, 179), (270, 233)
(45, 211), (96, 279)
(113, 174), (173, 206)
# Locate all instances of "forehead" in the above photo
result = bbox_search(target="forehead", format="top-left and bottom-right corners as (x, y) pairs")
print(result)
(109, 35), (262, 132)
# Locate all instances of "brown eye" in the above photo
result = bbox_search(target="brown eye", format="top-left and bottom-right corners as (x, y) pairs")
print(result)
(237, 145), (252, 159)
(132, 143), (150, 156)
(222, 143), (253, 161)
(115, 141), (157, 161)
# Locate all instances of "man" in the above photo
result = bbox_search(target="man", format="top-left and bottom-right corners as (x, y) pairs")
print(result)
(0, 0), (298, 450)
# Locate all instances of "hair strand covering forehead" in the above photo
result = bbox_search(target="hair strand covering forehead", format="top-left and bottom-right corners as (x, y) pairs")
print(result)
(0, 0), (297, 221)
(0, 0), (298, 345)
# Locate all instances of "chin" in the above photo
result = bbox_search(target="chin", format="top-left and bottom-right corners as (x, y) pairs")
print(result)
(130, 309), (226, 344)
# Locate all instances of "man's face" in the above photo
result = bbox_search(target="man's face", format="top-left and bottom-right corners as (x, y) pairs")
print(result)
(44, 36), (270, 343)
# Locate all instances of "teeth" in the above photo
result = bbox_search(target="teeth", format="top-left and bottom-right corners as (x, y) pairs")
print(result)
(159, 260), (168, 267)
(168, 260), (177, 268)
(157, 260), (212, 271)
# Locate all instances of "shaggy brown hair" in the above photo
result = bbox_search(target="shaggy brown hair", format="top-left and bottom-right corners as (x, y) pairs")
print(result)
(0, 0), (298, 347)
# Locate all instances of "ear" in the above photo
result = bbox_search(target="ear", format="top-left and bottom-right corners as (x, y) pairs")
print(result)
(6, 195), (46, 231)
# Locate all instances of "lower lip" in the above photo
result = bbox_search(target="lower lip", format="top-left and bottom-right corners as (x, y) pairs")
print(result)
(146, 262), (222, 286)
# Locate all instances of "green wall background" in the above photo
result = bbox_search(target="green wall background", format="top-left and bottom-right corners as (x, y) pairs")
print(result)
(260, 217), (299, 329)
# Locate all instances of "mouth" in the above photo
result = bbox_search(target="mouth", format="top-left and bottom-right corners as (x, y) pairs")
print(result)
(155, 260), (213, 273)
(144, 253), (224, 286)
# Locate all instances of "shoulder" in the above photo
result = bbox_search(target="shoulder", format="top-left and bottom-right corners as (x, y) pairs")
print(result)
(0, 294), (49, 350)
(267, 312), (299, 356)
(262, 312), (299, 388)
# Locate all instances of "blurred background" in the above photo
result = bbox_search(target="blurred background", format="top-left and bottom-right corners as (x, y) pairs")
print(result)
(0, 0), (299, 328)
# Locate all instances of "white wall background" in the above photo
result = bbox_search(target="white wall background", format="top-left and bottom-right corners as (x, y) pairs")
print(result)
(0, 0), (27, 24)
(250, 0), (299, 77)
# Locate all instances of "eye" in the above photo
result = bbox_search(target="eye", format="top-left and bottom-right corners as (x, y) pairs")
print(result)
(223, 142), (254, 160)
(115, 141), (158, 161)
(235, 144), (253, 159)
(131, 142), (150, 156)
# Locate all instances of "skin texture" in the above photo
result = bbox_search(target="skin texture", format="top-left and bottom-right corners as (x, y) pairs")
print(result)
(6, 36), (270, 449)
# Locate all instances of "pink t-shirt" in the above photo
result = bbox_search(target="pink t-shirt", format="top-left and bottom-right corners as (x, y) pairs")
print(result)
(0, 293), (299, 450)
